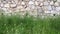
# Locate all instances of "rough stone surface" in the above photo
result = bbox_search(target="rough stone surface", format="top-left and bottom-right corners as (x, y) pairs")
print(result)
(0, 0), (60, 16)
(54, 2), (59, 6)
(50, 1), (54, 5)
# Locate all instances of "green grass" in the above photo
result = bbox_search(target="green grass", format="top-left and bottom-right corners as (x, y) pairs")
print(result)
(0, 15), (60, 34)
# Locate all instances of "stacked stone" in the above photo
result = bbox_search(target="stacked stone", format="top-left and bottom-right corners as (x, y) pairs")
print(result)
(0, 0), (60, 16)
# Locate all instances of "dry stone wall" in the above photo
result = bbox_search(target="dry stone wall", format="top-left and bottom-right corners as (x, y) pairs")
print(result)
(0, 0), (60, 16)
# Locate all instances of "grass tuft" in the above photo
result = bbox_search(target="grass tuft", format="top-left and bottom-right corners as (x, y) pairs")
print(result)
(0, 15), (60, 34)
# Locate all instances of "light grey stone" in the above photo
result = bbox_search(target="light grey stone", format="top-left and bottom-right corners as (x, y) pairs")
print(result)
(50, 1), (54, 5)
(44, 1), (49, 6)
(4, 4), (10, 8)
(47, 5), (52, 11)
(0, 3), (4, 7)
(28, 5), (35, 10)
(42, 6), (47, 11)
(17, 6), (23, 9)
(54, 2), (59, 6)
(29, 1), (34, 5)
(28, 1), (35, 10)
(32, 0), (36, 1)
(51, 10), (57, 14)
(20, 8), (25, 11)
(37, 7), (43, 13)
(34, 1), (39, 6)
(11, 1), (15, 4)
(57, 0), (60, 2)
(25, 7), (30, 11)
(24, 0), (30, 2)
(0, 0), (60, 16)
(40, 0), (44, 2)
(21, 1), (25, 5)
(13, 0), (18, 4)
(44, 10), (51, 13)
(10, 4), (17, 8)
(1, 8), (7, 12)
(51, 6), (56, 10)
(56, 7), (60, 11)
(40, 2), (44, 6)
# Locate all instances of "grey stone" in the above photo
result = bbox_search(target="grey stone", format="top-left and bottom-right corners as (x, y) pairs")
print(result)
(40, 2), (44, 6)
(57, 0), (60, 2)
(47, 5), (52, 11)
(51, 6), (56, 10)
(34, 1), (39, 6)
(51, 10), (57, 14)
(21, 1), (25, 5)
(29, 1), (34, 5)
(50, 1), (54, 5)
(44, 10), (51, 13)
(10, 4), (17, 8)
(37, 7), (43, 13)
(0, 0), (60, 16)
(40, 0), (44, 2)
(1, 7), (7, 12)
(56, 7), (60, 11)
(0, 3), (4, 7)
(54, 2), (59, 6)
(44, 1), (49, 6)
(4, 4), (10, 8)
